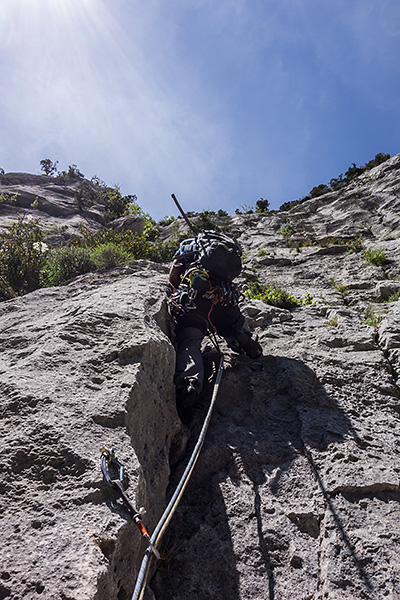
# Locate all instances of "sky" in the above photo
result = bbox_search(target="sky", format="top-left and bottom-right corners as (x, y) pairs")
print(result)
(0, 0), (399, 220)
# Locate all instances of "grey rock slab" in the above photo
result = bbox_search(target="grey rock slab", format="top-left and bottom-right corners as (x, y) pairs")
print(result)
(0, 265), (182, 600)
(2, 155), (400, 599)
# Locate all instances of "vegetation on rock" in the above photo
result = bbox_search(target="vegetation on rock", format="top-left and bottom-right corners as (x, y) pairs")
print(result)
(279, 152), (391, 211)
(362, 247), (389, 266)
(0, 217), (181, 297)
(244, 279), (302, 309)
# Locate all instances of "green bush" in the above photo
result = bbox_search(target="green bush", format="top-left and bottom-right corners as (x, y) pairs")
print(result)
(90, 243), (133, 269)
(256, 198), (269, 213)
(127, 196), (156, 229)
(245, 280), (301, 309)
(192, 210), (221, 233)
(363, 306), (383, 327)
(102, 188), (130, 221)
(330, 276), (349, 296)
(57, 164), (85, 183)
(309, 184), (330, 198)
(42, 246), (95, 287)
(388, 290), (400, 303)
(346, 235), (363, 253)
(279, 223), (295, 238)
(0, 218), (47, 295)
(40, 159), (59, 176)
(362, 247), (389, 266)
(0, 192), (18, 204)
(147, 237), (181, 263)
(75, 227), (155, 259)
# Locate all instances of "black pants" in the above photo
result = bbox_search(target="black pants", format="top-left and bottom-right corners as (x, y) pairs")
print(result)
(174, 310), (250, 394)
(174, 326), (205, 394)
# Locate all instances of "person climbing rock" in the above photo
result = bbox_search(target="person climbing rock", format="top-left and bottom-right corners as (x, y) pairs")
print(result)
(168, 231), (262, 423)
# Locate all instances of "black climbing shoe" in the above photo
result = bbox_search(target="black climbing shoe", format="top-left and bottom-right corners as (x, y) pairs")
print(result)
(225, 333), (262, 359)
(176, 379), (200, 424)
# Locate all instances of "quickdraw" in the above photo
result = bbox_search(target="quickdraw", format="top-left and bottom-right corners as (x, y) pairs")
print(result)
(100, 448), (160, 560)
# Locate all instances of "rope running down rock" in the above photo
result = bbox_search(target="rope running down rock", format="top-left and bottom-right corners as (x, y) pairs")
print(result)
(131, 354), (225, 600)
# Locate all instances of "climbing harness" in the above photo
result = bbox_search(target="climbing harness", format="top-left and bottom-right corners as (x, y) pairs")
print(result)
(131, 354), (225, 600)
(168, 267), (242, 325)
(100, 448), (160, 560)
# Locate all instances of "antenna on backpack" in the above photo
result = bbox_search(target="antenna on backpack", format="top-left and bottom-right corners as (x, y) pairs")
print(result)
(171, 193), (196, 234)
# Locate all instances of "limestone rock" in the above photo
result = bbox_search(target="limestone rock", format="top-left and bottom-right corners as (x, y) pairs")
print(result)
(372, 280), (400, 302)
(0, 263), (183, 600)
(0, 173), (112, 241)
(110, 214), (145, 235)
(2, 154), (400, 600)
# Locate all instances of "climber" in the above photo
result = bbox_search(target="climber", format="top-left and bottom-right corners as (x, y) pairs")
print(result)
(168, 231), (262, 422)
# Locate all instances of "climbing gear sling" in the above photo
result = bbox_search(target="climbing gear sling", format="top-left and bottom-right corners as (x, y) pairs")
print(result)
(100, 448), (160, 560)
(131, 354), (225, 600)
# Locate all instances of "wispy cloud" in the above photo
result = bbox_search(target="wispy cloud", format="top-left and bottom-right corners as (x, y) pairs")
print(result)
(0, 0), (399, 217)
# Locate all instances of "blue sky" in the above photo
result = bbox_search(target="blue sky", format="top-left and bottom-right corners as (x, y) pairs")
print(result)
(0, 0), (399, 219)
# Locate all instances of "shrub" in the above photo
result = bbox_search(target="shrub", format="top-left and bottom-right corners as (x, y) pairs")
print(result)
(303, 292), (314, 305)
(363, 306), (383, 327)
(102, 187), (131, 221)
(40, 159), (59, 176)
(0, 218), (47, 295)
(278, 152), (391, 211)
(388, 290), (400, 303)
(279, 197), (309, 212)
(256, 198), (269, 214)
(0, 192), (18, 204)
(309, 184), (330, 198)
(362, 247), (389, 266)
(346, 235), (363, 253)
(245, 280), (301, 309)
(325, 316), (339, 327)
(147, 237), (181, 263)
(56, 164), (85, 183)
(75, 227), (155, 259)
(127, 196), (155, 228)
(42, 246), (95, 287)
(330, 277), (349, 296)
(192, 210), (221, 233)
(279, 223), (295, 238)
(90, 243), (133, 269)
(364, 153), (391, 170)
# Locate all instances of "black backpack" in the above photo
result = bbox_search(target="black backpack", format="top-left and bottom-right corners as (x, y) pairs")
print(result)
(175, 230), (242, 281)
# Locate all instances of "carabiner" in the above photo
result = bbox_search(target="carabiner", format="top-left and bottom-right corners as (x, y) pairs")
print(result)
(100, 447), (124, 486)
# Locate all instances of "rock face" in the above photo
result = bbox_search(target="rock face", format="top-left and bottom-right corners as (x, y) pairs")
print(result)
(0, 263), (182, 600)
(0, 172), (145, 243)
(1, 154), (400, 600)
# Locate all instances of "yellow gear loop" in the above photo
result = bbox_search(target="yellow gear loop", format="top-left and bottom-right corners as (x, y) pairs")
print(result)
(181, 266), (210, 287)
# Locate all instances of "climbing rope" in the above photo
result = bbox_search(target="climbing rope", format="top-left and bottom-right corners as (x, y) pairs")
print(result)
(131, 354), (225, 600)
